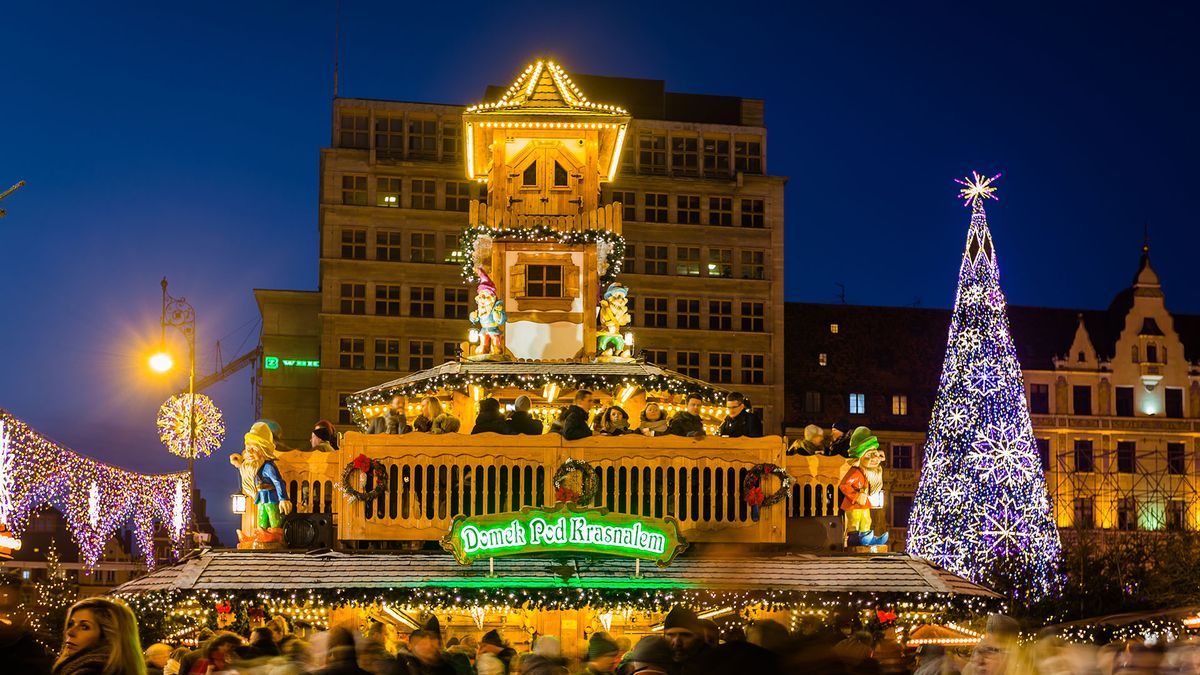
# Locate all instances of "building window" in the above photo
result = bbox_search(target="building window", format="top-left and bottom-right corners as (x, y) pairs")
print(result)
(409, 232), (436, 263)
(1146, 343), (1158, 363)
(441, 122), (461, 160)
(339, 112), (368, 148)
(638, 132), (666, 174)
(830, 323), (839, 334)
(643, 297), (668, 328)
(1074, 497), (1095, 529)
(443, 342), (460, 362)
(819, 353), (827, 366)
(444, 233), (463, 265)
(374, 115), (404, 159)
(1036, 438), (1051, 471)
(645, 193), (668, 223)
(708, 248), (732, 278)
(849, 393), (865, 415)
(676, 299), (700, 329)
(803, 390), (822, 413)
(671, 136), (699, 176)
(340, 229), (366, 259)
(1029, 383), (1049, 414)
(445, 181), (471, 211)
(444, 288), (469, 319)
(891, 445), (914, 470)
(408, 340), (434, 371)
(741, 302), (765, 332)
(377, 177), (402, 207)
(375, 231), (402, 261)
(741, 250), (765, 280)
(708, 352), (733, 383)
(1116, 498), (1137, 531)
(341, 175), (367, 205)
(1074, 440), (1094, 472)
(892, 495), (914, 528)
(375, 284), (402, 316)
(338, 338), (364, 370)
(675, 247), (701, 276)
(740, 198), (765, 228)
(1117, 441), (1137, 474)
(1072, 385), (1092, 416)
(411, 179), (436, 209)
(526, 265), (563, 297)
(1168, 499), (1187, 531)
(339, 283), (365, 314)
(676, 351), (700, 378)
(703, 137), (731, 177)
(1168, 442), (1187, 475)
(408, 119), (437, 158)
(734, 138), (763, 174)
(1116, 386), (1134, 417)
(644, 349), (668, 366)
(623, 245), (636, 274)
(676, 195), (701, 224)
(892, 395), (909, 416)
(1166, 387), (1185, 419)
(610, 190), (636, 221)
(409, 286), (435, 318)
(708, 197), (733, 226)
(374, 339), (400, 371)
(644, 246), (668, 275)
(709, 300), (732, 330)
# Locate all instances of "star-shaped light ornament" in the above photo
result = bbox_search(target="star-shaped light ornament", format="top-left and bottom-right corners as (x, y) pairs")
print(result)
(980, 502), (1031, 554)
(956, 171), (1002, 208)
(966, 362), (1003, 396)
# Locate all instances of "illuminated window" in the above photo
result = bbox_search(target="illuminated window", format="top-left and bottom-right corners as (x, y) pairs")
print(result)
(375, 115), (404, 159)
(644, 246), (668, 275)
(643, 297), (668, 328)
(1168, 442), (1187, 475)
(408, 340), (434, 371)
(709, 352), (733, 383)
(741, 250), (765, 280)
(891, 445), (913, 470)
(709, 300), (732, 330)
(830, 323), (839, 334)
(341, 175), (367, 206)
(740, 302), (765, 332)
(675, 247), (701, 276)
(803, 391), (822, 413)
(609, 190), (637, 221)
(734, 138), (763, 174)
(849, 393), (865, 415)
(339, 283), (365, 314)
(703, 137), (730, 177)
(338, 111), (368, 148)
(892, 395), (908, 416)
(441, 122), (460, 160)
(819, 353), (827, 366)
(645, 193), (668, 223)
(338, 338), (364, 370)
(676, 195), (701, 224)
(376, 231), (402, 261)
(445, 181), (471, 211)
(671, 136), (698, 176)
(740, 198), (765, 228)
(638, 132), (666, 174)
(408, 119), (437, 158)
(1074, 440), (1094, 472)
(676, 351), (700, 378)
(411, 180), (436, 210)
(526, 265), (563, 298)
(1115, 386), (1134, 416)
(409, 232), (436, 263)
(1074, 497), (1095, 529)
(708, 197), (733, 226)
(676, 299), (700, 329)
(377, 177), (402, 207)
(1117, 441), (1136, 474)
(708, 248), (732, 278)
(1029, 383), (1049, 414)
(443, 288), (469, 319)
(409, 286), (435, 318)
(443, 234), (463, 264)
(340, 229), (366, 259)
(374, 339), (400, 371)
(374, 284), (401, 316)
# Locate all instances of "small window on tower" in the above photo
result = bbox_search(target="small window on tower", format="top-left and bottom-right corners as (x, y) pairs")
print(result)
(554, 161), (569, 187)
(522, 161), (538, 187)
(526, 265), (563, 298)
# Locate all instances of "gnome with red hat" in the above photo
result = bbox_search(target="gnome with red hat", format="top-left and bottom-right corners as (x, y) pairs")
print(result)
(469, 266), (507, 356)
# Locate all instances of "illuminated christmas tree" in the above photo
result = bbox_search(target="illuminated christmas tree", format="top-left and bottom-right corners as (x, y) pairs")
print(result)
(906, 172), (1061, 602)
(20, 538), (76, 645)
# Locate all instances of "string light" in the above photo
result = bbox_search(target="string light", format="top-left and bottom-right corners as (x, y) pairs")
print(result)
(458, 225), (626, 289)
(156, 393), (225, 459)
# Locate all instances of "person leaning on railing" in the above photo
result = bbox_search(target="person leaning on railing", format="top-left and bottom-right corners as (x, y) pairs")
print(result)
(595, 405), (633, 435)
(504, 395), (543, 435)
(638, 402), (668, 436)
(665, 394), (706, 437)
(717, 392), (763, 438)
(412, 396), (461, 434)
(787, 424), (826, 456)
(369, 395), (412, 434)
(550, 389), (593, 440)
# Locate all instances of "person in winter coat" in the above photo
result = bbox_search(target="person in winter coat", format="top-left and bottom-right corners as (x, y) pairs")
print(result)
(828, 420), (852, 457)
(505, 395), (543, 435)
(313, 628), (370, 675)
(53, 597), (146, 675)
(310, 420), (339, 452)
(144, 643), (171, 675)
(638, 403), (669, 436)
(475, 630), (508, 675)
(413, 397), (461, 434)
(370, 396), (412, 434)
(617, 636), (674, 675)
(401, 624), (459, 675)
(576, 633), (620, 674)
(717, 392), (763, 438)
(550, 390), (593, 440)
(472, 398), (510, 435)
(665, 395), (706, 438)
(595, 406), (632, 435)
(788, 424), (826, 456)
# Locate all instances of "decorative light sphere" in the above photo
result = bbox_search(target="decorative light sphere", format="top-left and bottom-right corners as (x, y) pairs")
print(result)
(157, 394), (225, 459)
(149, 352), (174, 373)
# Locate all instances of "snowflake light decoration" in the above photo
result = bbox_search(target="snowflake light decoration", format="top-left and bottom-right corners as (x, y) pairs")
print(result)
(968, 423), (1038, 488)
(956, 327), (983, 353)
(157, 394), (226, 459)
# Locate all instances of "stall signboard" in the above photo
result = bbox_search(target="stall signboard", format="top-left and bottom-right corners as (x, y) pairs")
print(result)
(441, 503), (688, 567)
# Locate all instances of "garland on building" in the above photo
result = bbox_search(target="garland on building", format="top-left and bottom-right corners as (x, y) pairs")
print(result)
(458, 225), (626, 287)
(553, 458), (599, 506)
(341, 454), (388, 503)
(743, 464), (793, 522)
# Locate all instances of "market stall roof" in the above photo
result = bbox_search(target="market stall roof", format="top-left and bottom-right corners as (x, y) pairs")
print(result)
(114, 550), (1001, 600)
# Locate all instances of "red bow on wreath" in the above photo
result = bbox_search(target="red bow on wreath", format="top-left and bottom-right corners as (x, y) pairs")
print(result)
(876, 609), (897, 624)
(352, 453), (371, 473)
(746, 486), (765, 507)
(555, 486), (579, 503)
(215, 601), (232, 614)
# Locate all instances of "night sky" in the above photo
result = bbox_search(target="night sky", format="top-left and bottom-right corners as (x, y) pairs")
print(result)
(3, 2), (1197, 545)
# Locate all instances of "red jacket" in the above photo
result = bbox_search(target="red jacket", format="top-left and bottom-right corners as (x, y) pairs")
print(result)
(839, 466), (871, 511)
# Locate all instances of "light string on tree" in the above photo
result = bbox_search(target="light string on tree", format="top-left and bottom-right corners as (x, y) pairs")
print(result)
(157, 393), (226, 459)
(0, 409), (191, 569)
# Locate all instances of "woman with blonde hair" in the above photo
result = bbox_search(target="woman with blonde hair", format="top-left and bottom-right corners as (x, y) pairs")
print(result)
(53, 596), (146, 675)
(413, 396), (461, 434)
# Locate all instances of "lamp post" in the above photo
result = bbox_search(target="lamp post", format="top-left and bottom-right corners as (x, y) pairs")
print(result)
(154, 277), (197, 548)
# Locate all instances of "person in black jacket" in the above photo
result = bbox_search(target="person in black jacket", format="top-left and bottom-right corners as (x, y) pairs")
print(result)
(828, 419), (852, 457)
(471, 398), (510, 435)
(717, 392), (763, 438)
(505, 395), (543, 435)
(551, 390), (593, 440)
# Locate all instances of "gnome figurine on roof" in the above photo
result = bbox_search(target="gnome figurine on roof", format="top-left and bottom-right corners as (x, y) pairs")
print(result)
(839, 426), (889, 548)
(597, 282), (633, 359)
(231, 422), (292, 548)
(468, 266), (507, 358)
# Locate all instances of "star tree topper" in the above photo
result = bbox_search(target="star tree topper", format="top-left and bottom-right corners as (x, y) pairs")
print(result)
(956, 171), (1001, 208)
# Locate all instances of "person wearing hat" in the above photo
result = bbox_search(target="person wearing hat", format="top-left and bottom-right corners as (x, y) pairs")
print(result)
(403, 617), (458, 675)
(597, 283), (632, 357)
(839, 426), (888, 546)
(310, 420), (339, 452)
(662, 606), (709, 671)
(575, 633), (620, 675)
(828, 420), (852, 456)
(232, 422), (292, 544)
(476, 630), (508, 675)
(470, 267), (507, 356)
(505, 395), (543, 435)
(617, 636), (674, 675)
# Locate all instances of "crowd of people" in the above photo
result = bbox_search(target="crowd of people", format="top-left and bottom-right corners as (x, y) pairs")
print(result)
(12, 596), (1200, 675)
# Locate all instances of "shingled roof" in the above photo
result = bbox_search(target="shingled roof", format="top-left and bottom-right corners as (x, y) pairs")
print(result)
(113, 550), (999, 600)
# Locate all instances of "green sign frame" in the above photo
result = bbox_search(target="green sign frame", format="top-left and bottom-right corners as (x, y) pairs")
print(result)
(264, 356), (319, 370)
(441, 503), (688, 567)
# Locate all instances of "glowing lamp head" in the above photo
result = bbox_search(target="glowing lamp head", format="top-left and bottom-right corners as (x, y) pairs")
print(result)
(149, 352), (174, 373)
(230, 493), (247, 514)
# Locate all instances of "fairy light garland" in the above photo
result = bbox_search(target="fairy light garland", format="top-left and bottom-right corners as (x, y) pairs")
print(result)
(156, 393), (226, 459)
(458, 225), (626, 288)
(0, 409), (190, 568)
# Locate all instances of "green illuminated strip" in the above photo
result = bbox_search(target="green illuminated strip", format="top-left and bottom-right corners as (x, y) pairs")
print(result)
(266, 356), (320, 368)
(418, 576), (692, 590)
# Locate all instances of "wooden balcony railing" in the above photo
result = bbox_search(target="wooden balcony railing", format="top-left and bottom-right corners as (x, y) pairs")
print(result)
(469, 201), (622, 235)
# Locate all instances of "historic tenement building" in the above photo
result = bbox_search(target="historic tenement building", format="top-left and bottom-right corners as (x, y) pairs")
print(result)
(257, 62), (786, 448)
(785, 247), (1200, 547)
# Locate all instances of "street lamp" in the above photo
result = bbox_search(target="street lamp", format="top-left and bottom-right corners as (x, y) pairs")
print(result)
(153, 277), (198, 548)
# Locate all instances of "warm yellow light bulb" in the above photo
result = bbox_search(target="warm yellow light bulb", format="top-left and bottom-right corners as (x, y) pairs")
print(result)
(149, 352), (174, 373)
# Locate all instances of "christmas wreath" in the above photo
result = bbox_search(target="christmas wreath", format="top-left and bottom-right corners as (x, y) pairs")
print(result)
(553, 458), (599, 506)
(743, 463), (793, 521)
(341, 453), (388, 503)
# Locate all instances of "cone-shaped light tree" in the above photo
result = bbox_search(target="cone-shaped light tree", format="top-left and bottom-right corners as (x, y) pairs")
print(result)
(906, 172), (1061, 602)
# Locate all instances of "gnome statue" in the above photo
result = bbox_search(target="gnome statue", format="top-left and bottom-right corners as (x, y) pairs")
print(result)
(597, 282), (633, 357)
(469, 266), (507, 356)
(231, 422), (292, 546)
(838, 426), (889, 547)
